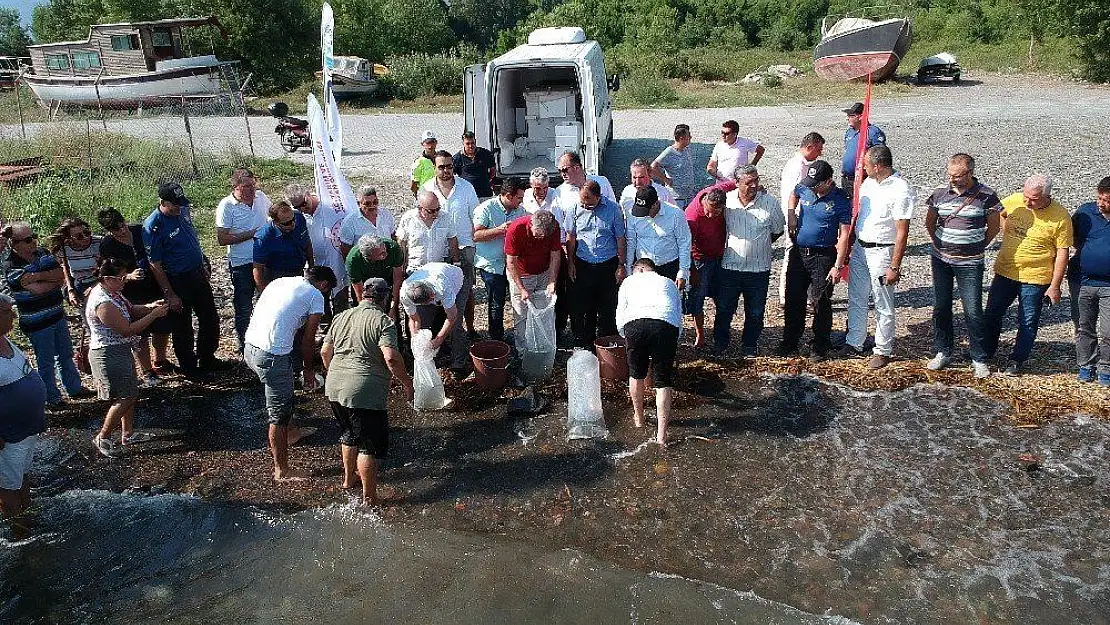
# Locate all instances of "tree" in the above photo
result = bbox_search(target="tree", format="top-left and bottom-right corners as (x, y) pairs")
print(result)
(0, 8), (33, 57)
(1058, 0), (1110, 82)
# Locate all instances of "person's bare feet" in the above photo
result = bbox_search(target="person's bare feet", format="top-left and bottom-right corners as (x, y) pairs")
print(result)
(274, 468), (309, 482)
(341, 479), (359, 489)
(286, 426), (317, 446)
(654, 436), (667, 448)
(633, 415), (645, 428)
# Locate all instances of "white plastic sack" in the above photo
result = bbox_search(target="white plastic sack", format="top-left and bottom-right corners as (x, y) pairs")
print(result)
(520, 293), (557, 384)
(566, 349), (607, 440)
(411, 329), (448, 411)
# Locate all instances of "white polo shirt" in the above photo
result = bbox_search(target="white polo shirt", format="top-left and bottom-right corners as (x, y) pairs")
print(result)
(856, 173), (915, 245)
(401, 262), (464, 314)
(618, 182), (675, 217)
(523, 187), (567, 241)
(722, 190), (785, 273)
(338, 208), (396, 246)
(215, 191), (271, 267)
(423, 176), (480, 248)
(779, 152), (814, 219)
(711, 137), (761, 180)
(245, 277), (325, 356)
(396, 209), (457, 272)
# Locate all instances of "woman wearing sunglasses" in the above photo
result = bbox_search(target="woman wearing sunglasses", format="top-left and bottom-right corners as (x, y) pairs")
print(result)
(48, 217), (102, 306)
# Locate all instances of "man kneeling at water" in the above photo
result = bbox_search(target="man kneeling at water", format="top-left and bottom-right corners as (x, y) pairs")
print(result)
(321, 278), (413, 505)
(616, 258), (683, 446)
(244, 266), (336, 482)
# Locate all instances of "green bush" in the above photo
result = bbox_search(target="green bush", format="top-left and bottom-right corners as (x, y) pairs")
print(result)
(385, 48), (480, 100)
(617, 74), (679, 107)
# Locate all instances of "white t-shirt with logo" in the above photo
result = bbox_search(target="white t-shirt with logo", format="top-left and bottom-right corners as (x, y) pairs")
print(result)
(245, 277), (325, 355)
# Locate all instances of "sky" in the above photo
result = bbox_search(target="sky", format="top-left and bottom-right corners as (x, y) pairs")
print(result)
(2, 0), (42, 29)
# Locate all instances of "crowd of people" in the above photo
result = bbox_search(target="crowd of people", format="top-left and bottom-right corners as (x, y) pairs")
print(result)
(2, 102), (1109, 515)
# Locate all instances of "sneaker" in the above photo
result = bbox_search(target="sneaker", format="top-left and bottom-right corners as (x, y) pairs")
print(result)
(926, 352), (951, 371)
(868, 354), (891, 370)
(93, 436), (116, 458)
(972, 361), (991, 379)
(839, 344), (866, 359)
(121, 431), (157, 445)
(1078, 366), (1095, 383)
(1003, 361), (1023, 376)
(1099, 373), (1110, 387)
(142, 372), (162, 387)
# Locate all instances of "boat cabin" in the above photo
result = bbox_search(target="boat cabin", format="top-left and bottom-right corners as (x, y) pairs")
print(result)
(26, 17), (226, 78)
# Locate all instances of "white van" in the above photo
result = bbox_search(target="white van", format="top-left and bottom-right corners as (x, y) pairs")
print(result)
(463, 27), (616, 180)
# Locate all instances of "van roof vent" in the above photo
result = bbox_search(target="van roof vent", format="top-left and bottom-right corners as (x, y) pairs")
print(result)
(528, 27), (587, 46)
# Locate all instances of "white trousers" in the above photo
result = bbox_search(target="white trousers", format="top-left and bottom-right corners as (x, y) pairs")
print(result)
(846, 242), (896, 356)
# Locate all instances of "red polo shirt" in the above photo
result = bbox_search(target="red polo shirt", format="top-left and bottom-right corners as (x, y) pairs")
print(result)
(685, 181), (734, 261)
(504, 214), (561, 276)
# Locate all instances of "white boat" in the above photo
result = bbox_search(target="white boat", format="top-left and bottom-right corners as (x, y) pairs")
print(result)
(21, 17), (241, 108)
(317, 56), (387, 99)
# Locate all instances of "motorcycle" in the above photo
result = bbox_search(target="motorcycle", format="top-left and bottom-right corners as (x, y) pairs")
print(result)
(267, 102), (310, 153)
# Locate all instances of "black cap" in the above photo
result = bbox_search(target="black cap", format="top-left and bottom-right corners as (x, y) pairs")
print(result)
(631, 186), (658, 217)
(157, 182), (189, 207)
(800, 161), (834, 188)
(843, 102), (864, 115)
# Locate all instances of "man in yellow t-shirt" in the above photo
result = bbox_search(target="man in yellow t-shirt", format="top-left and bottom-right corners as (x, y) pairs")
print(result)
(981, 174), (1073, 375)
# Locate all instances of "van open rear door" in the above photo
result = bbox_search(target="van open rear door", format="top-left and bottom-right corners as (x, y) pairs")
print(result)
(463, 64), (490, 149)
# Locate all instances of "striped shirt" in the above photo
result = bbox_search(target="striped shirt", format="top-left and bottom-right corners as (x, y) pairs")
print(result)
(2, 247), (66, 333)
(926, 181), (1000, 266)
(722, 190), (785, 273)
(61, 237), (101, 299)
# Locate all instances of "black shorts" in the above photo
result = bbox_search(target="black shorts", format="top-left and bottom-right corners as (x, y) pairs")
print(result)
(623, 318), (679, 387)
(330, 402), (389, 459)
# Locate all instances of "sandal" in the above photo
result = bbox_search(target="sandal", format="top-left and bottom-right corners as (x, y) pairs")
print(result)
(93, 436), (117, 458)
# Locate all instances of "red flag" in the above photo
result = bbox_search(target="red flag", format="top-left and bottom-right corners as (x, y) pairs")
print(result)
(841, 73), (873, 282)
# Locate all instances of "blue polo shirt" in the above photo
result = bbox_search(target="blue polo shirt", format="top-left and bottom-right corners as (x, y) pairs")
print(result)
(842, 125), (886, 177)
(567, 196), (627, 264)
(143, 204), (204, 274)
(794, 185), (852, 248)
(253, 211), (311, 275)
(1072, 202), (1110, 287)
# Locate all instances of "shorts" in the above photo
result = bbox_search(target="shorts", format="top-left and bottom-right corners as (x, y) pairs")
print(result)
(0, 435), (38, 491)
(90, 343), (139, 400)
(624, 318), (679, 387)
(330, 402), (389, 458)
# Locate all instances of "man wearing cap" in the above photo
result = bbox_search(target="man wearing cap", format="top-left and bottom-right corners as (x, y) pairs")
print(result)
(652, 124), (699, 209)
(685, 188), (727, 350)
(215, 168), (271, 352)
(244, 266), (336, 482)
(619, 158), (675, 217)
(625, 186), (692, 287)
(396, 190), (460, 273)
(252, 201), (314, 292)
(322, 277), (413, 505)
(400, 261), (468, 373)
(778, 132), (826, 306)
(453, 131), (497, 199)
(780, 161), (851, 361)
(346, 234), (404, 319)
(715, 165), (785, 357)
(410, 131), (438, 195)
(843, 145), (913, 370)
(566, 179), (627, 348)
(504, 210), (562, 337)
(424, 150), (481, 338)
(473, 178), (529, 342)
(841, 102), (886, 190)
(144, 182), (227, 378)
(707, 120), (764, 182)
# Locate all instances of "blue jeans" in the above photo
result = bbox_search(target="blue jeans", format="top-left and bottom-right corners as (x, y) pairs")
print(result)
(685, 257), (720, 316)
(931, 256), (986, 362)
(479, 268), (509, 342)
(714, 269), (770, 354)
(245, 343), (294, 426)
(229, 262), (256, 351)
(981, 274), (1048, 364)
(28, 317), (84, 403)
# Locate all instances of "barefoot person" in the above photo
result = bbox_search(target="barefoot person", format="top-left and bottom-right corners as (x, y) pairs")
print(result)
(321, 278), (413, 505)
(616, 258), (682, 446)
(244, 266), (337, 481)
(0, 293), (47, 539)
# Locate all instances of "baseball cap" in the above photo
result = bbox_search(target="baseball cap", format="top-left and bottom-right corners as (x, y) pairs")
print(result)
(157, 182), (189, 206)
(800, 161), (834, 188)
(843, 102), (864, 115)
(362, 277), (391, 299)
(631, 186), (658, 218)
(421, 130), (437, 143)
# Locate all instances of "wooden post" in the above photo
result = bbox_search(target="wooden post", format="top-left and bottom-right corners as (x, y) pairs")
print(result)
(15, 70), (26, 140)
(240, 72), (255, 158)
(182, 95), (199, 176)
(94, 68), (107, 131)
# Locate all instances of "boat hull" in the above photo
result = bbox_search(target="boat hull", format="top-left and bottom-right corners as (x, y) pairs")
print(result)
(814, 18), (912, 82)
(22, 64), (224, 108)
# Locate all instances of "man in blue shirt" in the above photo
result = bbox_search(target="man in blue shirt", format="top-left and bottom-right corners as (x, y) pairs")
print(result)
(144, 182), (228, 378)
(252, 200), (314, 291)
(566, 179), (627, 348)
(1072, 176), (1110, 384)
(841, 102), (886, 190)
(780, 161), (852, 361)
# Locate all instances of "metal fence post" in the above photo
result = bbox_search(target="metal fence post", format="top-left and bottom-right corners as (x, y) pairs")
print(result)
(16, 72), (27, 140)
(182, 96), (200, 177)
(240, 73), (256, 158)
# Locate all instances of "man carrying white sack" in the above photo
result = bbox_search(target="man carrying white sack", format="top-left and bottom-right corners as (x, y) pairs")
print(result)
(400, 261), (468, 378)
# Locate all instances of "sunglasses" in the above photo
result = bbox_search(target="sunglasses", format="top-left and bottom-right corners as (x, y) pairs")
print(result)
(720, 130), (735, 136)
(557, 166), (572, 174)
(12, 233), (37, 244)
(277, 217), (296, 228)
(423, 207), (441, 214)
(109, 222), (128, 232)
(436, 164), (454, 170)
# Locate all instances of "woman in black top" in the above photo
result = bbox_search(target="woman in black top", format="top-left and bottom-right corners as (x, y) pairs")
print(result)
(96, 207), (175, 383)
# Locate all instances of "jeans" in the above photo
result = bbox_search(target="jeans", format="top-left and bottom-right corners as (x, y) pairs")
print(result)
(714, 269), (770, 353)
(571, 256), (619, 347)
(931, 256), (987, 362)
(479, 269), (509, 342)
(28, 317), (84, 403)
(167, 266), (221, 372)
(1076, 284), (1110, 373)
(684, 257), (720, 316)
(782, 246), (836, 353)
(981, 274), (1048, 364)
(846, 242), (896, 356)
(245, 343), (294, 426)
(229, 262), (256, 351)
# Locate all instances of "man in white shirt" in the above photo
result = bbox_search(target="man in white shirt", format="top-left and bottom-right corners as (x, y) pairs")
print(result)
(243, 267), (336, 483)
(555, 151), (616, 208)
(285, 183), (350, 318)
(625, 186), (692, 287)
(423, 151), (481, 338)
(522, 167), (572, 338)
(714, 165), (785, 357)
(215, 168), (271, 352)
(616, 258), (682, 446)
(400, 262), (468, 373)
(707, 120), (764, 182)
(396, 191), (460, 273)
(619, 158), (675, 218)
(843, 145), (914, 369)
(338, 186), (397, 258)
(777, 132), (826, 305)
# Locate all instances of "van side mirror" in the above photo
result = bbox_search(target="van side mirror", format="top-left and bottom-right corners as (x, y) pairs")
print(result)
(608, 74), (620, 92)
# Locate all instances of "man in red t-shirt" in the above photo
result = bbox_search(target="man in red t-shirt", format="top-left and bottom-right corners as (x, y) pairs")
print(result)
(685, 187), (728, 349)
(504, 210), (562, 334)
